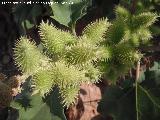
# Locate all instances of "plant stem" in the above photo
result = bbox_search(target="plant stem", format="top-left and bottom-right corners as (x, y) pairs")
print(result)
(131, 0), (139, 119)
(136, 60), (140, 81)
(71, 24), (76, 36)
(136, 78), (139, 120)
(135, 60), (140, 120)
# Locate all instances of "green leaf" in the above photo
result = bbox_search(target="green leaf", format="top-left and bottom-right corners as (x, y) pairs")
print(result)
(150, 61), (160, 71)
(142, 61), (160, 86)
(137, 61), (160, 120)
(97, 86), (136, 120)
(50, 0), (91, 27)
(21, 20), (34, 30)
(13, 4), (43, 34)
(11, 86), (66, 120)
(138, 85), (160, 120)
(11, 77), (54, 120)
(12, 94), (53, 120)
(45, 87), (67, 120)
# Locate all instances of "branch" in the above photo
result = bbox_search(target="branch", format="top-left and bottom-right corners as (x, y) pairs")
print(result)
(136, 60), (140, 81)
(135, 60), (140, 120)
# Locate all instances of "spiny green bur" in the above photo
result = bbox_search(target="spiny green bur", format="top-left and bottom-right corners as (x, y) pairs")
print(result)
(14, 6), (158, 107)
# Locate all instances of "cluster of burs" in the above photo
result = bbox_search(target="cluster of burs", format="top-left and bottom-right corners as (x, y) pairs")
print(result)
(10, 6), (158, 107)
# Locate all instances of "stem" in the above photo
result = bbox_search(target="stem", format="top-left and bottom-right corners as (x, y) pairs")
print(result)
(71, 24), (76, 36)
(135, 60), (140, 120)
(130, 0), (139, 119)
(136, 78), (139, 120)
(136, 60), (140, 81)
